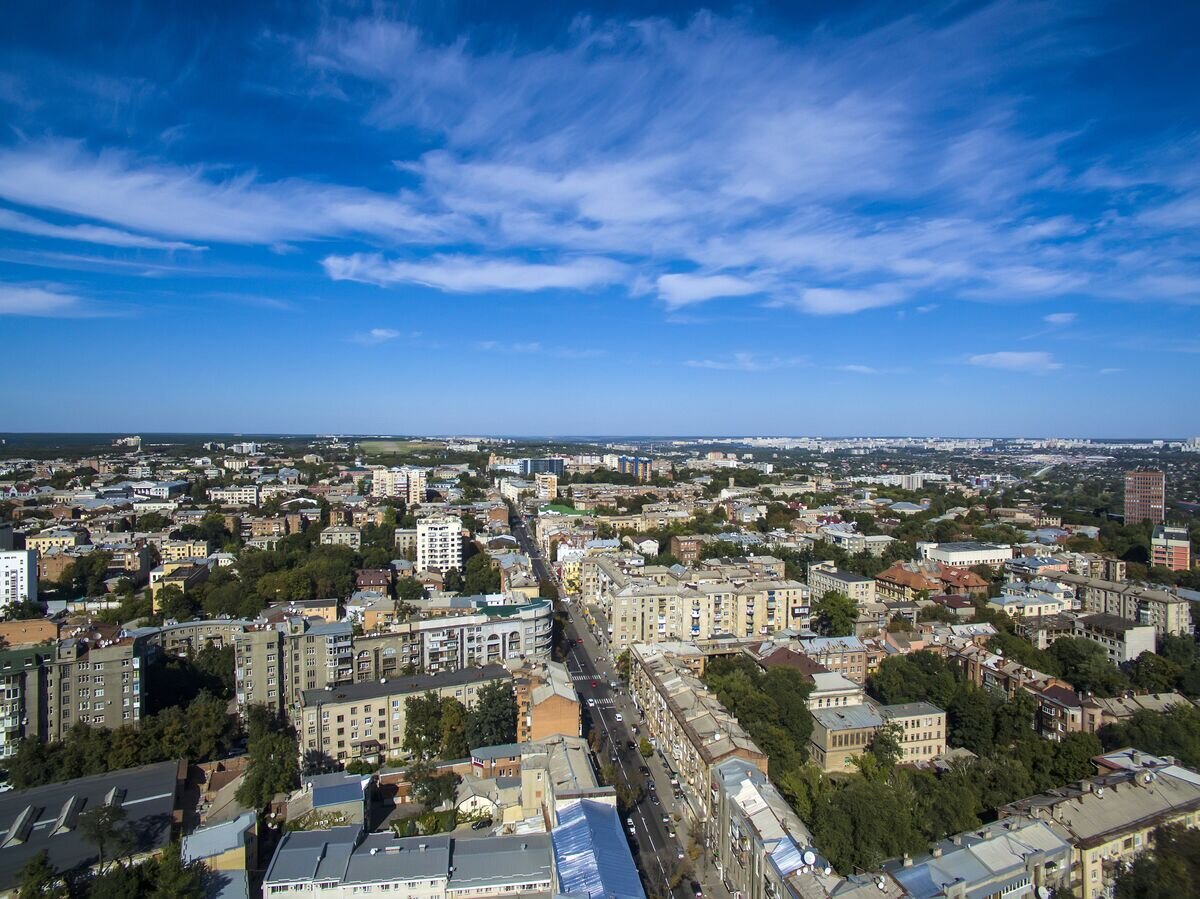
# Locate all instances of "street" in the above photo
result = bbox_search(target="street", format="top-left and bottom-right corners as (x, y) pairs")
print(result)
(509, 508), (705, 899)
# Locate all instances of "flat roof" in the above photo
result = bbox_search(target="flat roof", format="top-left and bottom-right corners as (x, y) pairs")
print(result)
(301, 664), (508, 707)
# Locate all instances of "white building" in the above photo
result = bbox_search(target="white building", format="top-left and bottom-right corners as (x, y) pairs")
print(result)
(320, 526), (362, 550)
(0, 550), (38, 610)
(371, 466), (428, 505)
(417, 516), (463, 574)
(208, 484), (260, 506)
(917, 541), (1013, 568)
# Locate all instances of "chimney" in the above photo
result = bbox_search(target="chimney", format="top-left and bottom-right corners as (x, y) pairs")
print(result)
(932, 847), (943, 858)
(902, 854), (913, 868)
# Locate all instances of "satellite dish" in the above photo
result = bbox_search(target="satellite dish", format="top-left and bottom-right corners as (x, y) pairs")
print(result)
(824, 866), (833, 876)
(1037, 887), (1050, 899)
(803, 850), (817, 866)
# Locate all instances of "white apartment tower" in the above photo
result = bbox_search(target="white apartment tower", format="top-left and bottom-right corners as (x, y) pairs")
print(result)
(0, 550), (38, 611)
(417, 516), (463, 574)
(371, 467), (428, 505)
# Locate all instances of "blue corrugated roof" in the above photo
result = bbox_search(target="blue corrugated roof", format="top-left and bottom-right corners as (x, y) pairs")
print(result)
(551, 799), (645, 899)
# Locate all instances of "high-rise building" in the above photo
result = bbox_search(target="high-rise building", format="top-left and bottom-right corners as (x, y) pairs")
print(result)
(618, 456), (652, 482)
(370, 466), (427, 505)
(534, 472), (558, 501)
(1151, 525), (1191, 572)
(416, 516), (463, 574)
(0, 550), (37, 611)
(518, 458), (565, 477)
(1124, 469), (1165, 524)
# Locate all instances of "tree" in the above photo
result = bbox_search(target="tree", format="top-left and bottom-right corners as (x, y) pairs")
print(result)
(236, 709), (299, 809)
(79, 804), (133, 875)
(16, 850), (64, 898)
(1114, 825), (1200, 898)
(813, 591), (857, 637)
(439, 698), (470, 759)
(407, 760), (461, 810)
(404, 693), (445, 759)
(443, 568), (465, 592)
(148, 842), (206, 899)
(156, 585), (199, 622)
(1100, 705), (1200, 768)
(1128, 652), (1183, 694)
(465, 682), (517, 750)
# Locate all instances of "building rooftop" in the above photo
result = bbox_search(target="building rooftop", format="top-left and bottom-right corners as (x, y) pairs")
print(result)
(300, 664), (508, 707)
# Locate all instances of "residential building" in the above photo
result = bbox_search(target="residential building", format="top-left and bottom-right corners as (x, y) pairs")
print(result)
(807, 560), (875, 604)
(207, 484), (261, 506)
(883, 818), (1073, 899)
(298, 664), (509, 766)
(1054, 571), (1192, 637)
(159, 537), (210, 562)
(618, 456), (652, 482)
(24, 528), (86, 555)
(264, 829), (554, 899)
(999, 754), (1200, 899)
(806, 671), (865, 712)
(180, 811), (258, 899)
(1151, 524), (1191, 571)
(320, 525), (362, 550)
(629, 643), (766, 822)
(534, 472), (558, 501)
(416, 516), (463, 574)
(709, 758), (842, 899)
(669, 535), (707, 564)
(234, 619), (353, 718)
(808, 700), (946, 772)
(1124, 468), (1166, 525)
(1072, 613), (1156, 664)
(794, 636), (869, 684)
(0, 550), (37, 610)
(513, 660), (580, 742)
(45, 626), (149, 738)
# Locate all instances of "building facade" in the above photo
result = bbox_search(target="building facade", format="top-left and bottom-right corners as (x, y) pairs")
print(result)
(0, 550), (37, 611)
(1124, 469), (1166, 525)
(416, 517), (463, 574)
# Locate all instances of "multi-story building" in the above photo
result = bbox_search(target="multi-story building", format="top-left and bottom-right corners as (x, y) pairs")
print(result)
(0, 647), (49, 757)
(298, 664), (509, 766)
(794, 635), (869, 684)
(884, 818), (1072, 899)
(807, 560), (875, 604)
(628, 643), (766, 822)
(207, 484), (261, 506)
(809, 700), (946, 772)
(264, 829), (554, 899)
(24, 528), (86, 555)
(518, 457), (565, 477)
(534, 472), (558, 501)
(0, 550), (37, 611)
(1072, 613), (1156, 664)
(234, 619), (353, 718)
(1054, 571), (1192, 637)
(916, 541), (1013, 568)
(320, 525), (362, 550)
(416, 516), (463, 573)
(1124, 468), (1165, 525)
(617, 456), (652, 482)
(669, 535), (707, 564)
(1151, 524), (1191, 571)
(1000, 752), (1200, 899)
(513, 660), (580, 742)
(709, 758), (842, 899)
(159, 538), (210, 562)
(45, 626), (149, 739)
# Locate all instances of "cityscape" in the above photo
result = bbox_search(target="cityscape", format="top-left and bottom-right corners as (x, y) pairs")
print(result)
(3, 2), (1200, 899)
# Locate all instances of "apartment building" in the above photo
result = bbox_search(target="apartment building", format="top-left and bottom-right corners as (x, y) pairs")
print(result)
(794, 636), (869, 684)
(534, 472), (558, 501)
(234, 619), (353, 718)
(320, 525), (362, 550)
(709, 758), (842, 899)
(25, 528), (86, 555)
(159, 538), (210, 562)
(807, 560), (876, 604)
(1123, 468), (1165, 525)
(207, 485), (261, 506)
(1054, 571), (1192, 637)
(669, 535), (707, 564)
(1151, 524), (1191, 571)
(513, 660), (580, 742)
(1000, 754), (1200, 899)
(0, 550), (37, 610)
(629, 643), (766, 821)
(416, 516), (463, 573)
(371, 466), (428, 505)
(1072, 613), (1156, 664)
(45, 627), (149, 739)
(0, 647), (49, 757)
(298, 664), (509, 765)
(809, 700), (946, 772)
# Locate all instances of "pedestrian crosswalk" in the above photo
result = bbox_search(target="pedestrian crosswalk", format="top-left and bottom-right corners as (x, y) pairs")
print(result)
(592, 697), (616, 708)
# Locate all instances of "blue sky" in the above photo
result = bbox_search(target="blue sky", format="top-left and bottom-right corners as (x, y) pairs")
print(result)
(1, 1), (1198, 437)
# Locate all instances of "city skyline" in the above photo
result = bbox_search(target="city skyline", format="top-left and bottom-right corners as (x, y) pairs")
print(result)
(2, 1), (1199, 435)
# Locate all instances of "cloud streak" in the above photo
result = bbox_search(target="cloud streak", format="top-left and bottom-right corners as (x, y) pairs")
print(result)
(968, 351), (1062, 374)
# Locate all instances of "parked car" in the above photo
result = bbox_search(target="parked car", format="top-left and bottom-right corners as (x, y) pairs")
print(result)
(614, 713), (623, 722)
(471, 818), (493, 830)
(587, 698), (596, 707)
(691, 882), (704, 898)
(626, 740), (636, 750)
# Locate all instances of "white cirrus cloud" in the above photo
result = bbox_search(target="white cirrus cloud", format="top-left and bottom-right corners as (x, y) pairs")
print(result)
(968, 351), (1062, 374)
(0, 207), (204, 251)
(0, 282), (87, 316)
(351, 327), (409, 345)
(685, 352), (808, 372)
(1043, 312), (1077, 325)
(323, 253), (625, 293)
(656, 273), (763, 308)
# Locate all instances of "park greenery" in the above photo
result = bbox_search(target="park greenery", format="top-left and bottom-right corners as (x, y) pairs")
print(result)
(403, 682), (517, 762)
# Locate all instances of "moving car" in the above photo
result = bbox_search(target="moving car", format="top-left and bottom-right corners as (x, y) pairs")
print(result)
(471, 818), (493, 830)
(590, 680), (597, 688)
(614, 713), (623, 722)
(691, 882), (704, 898)
(587, 698), (596, 707)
